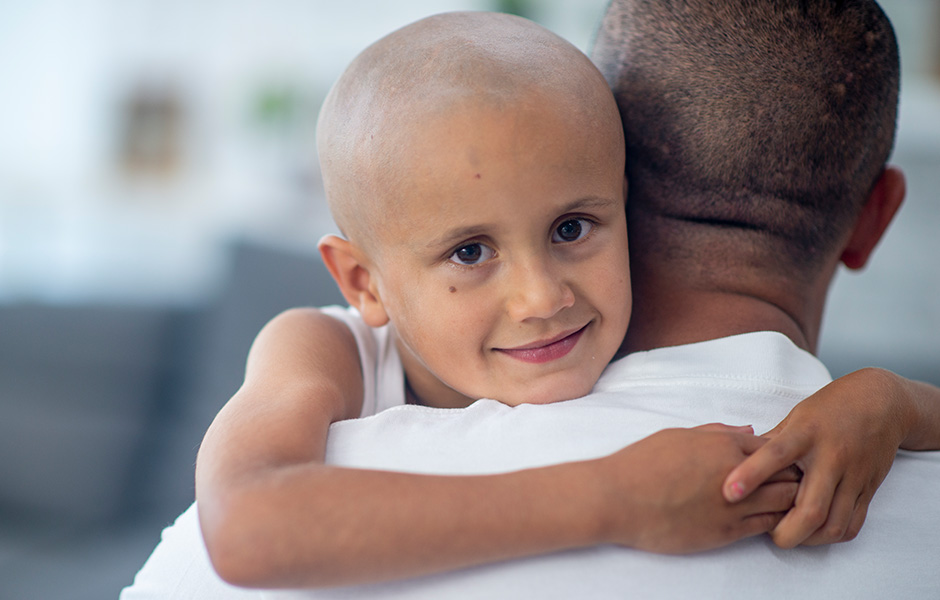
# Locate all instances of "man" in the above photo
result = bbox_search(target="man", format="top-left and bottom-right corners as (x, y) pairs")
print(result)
(123, 1), (940, 598)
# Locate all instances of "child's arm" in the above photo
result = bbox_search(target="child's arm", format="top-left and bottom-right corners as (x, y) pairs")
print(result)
(196, 308), (797, 589)
(722, 367), (940, 548)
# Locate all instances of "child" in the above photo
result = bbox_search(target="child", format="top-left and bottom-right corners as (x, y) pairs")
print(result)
(193, 10), (938, 591)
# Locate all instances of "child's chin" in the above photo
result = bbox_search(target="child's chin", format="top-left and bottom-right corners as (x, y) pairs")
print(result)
(505, 380), (594, 406)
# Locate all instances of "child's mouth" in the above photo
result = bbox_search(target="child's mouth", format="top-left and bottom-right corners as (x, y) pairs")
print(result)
(495, 324), (588, 364)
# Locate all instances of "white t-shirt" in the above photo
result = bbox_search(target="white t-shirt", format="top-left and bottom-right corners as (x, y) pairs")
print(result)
(271, 331), (940, 599)
(123, 330), (940, 599)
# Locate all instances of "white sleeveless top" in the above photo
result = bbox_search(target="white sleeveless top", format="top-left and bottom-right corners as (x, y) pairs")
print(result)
(319, 305), (407, 417)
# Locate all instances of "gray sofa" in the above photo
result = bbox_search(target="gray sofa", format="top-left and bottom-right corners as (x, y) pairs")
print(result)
(0, 241), (344, 599)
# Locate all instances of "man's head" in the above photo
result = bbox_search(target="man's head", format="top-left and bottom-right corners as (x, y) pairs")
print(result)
(316, 12), (631, 406)
(593, 0), (901, 276)
(592, 0), (905, 352)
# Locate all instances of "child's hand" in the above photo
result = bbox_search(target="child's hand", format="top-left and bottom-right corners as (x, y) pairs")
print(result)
(598, 424), (799, 554)
(722, 370), (910, 549)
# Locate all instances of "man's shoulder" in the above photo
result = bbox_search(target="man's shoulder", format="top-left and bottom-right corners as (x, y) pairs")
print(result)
(598, 331), (830, 393)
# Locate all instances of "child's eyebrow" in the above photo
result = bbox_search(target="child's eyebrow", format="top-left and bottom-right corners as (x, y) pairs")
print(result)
(426, 225), (493, 252)
(560, 196), (620, 213)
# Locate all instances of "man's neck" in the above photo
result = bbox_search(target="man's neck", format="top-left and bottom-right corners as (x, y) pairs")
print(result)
(621, 262), (830, 356)
(622, 290), (810, 354)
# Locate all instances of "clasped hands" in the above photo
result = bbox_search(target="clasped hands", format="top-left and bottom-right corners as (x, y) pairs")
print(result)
(594, 372), (905, 554)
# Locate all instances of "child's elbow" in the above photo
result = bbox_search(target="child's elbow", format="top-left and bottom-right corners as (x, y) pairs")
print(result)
(206, 544), (266, 588)
(201, 499), (337, 589)
(206, 539), (334, 589)
(200, 500), (282, 588)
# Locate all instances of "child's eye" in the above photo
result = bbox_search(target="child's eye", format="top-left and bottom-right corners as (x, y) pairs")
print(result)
(552, 218), (594, 243)
(449, 242), (495, 266)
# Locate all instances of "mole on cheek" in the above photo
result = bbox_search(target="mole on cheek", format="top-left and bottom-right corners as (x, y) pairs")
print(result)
(474, 173), (481, 179)
(449, 286), (457, 293)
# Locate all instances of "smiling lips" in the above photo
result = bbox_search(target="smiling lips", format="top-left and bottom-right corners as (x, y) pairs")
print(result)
(496, 324), (588, 364)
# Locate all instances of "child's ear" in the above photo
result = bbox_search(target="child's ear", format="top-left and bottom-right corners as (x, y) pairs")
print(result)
(840, 166), (905, 270)
(318, 234), (390, 327)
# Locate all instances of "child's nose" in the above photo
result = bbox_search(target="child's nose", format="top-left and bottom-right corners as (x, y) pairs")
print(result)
(505, 260), (575, 322)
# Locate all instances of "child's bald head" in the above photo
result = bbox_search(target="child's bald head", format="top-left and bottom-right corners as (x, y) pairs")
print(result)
(317, 11), (622, 255)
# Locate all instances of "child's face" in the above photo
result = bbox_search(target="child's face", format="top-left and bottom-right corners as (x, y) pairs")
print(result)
(370, 96), (630, 406)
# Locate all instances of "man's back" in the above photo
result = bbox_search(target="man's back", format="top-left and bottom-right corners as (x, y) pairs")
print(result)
(122, 332), (940, 600)
(264, 332), (940, 599)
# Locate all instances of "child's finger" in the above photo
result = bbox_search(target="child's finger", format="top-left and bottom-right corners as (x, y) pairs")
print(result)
(693, 423), (756, 435)
(803, 483), (872, 546)
(770, 468), (840, 549)
(759, 420), (786, 440)
(839, 497), (870, 543)
(737, 481), (799, 518)
(734, 511), (787, 542)
(723, 432), (807, 502)
(800, 481), (857, 545)
(764, 463), (803, 483)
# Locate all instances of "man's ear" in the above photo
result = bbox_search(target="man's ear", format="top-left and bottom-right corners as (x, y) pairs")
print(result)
(318, 234), (390, 327)
(840, 166), (906, 271)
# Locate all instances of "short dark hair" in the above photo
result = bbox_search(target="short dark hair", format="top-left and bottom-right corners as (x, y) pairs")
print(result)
(592, 0), (899, 269)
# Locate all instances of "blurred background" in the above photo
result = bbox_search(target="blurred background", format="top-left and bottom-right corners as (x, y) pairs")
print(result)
(0, 0), (937, 597)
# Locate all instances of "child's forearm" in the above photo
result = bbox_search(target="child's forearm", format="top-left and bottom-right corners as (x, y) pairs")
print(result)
(890, 370), (940, 451)
(199, 425), (793, 589)
(198, 456), (609, 588)
(838, 367), (940, 451)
